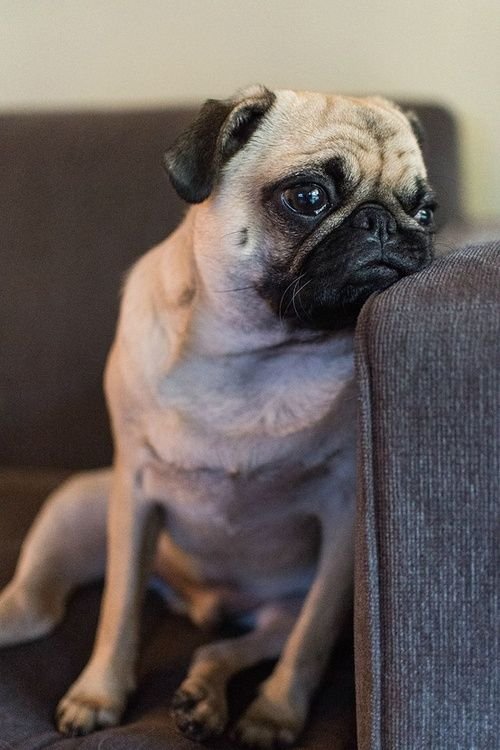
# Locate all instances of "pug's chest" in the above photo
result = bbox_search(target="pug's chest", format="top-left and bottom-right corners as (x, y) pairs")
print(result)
(153, 341), (354, 442)
(138, 346), (355, 583)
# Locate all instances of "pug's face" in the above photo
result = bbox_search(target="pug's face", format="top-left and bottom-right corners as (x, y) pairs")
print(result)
(165, 86), (436, 331)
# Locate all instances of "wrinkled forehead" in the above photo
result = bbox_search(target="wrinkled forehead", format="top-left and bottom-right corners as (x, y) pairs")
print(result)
(236, 90), (428, 200)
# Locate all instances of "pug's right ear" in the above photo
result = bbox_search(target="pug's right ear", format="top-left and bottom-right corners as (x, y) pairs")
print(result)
(163, 85), (276, 204)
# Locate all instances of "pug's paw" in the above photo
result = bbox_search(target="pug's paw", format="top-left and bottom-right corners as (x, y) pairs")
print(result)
(56, 693), (123, 736)
(172, 676), (228, 742)
(234, 692), (304, 749)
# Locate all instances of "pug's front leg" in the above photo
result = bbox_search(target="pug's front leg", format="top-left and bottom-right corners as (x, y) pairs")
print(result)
(235, 506), (354, 749)
(56, 465), (162, 736)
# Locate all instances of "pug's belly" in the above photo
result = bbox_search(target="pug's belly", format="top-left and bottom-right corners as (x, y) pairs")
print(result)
(144, 460), (321, 600)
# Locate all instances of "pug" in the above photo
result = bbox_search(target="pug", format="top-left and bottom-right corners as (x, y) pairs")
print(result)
(0, 86), (435, 747)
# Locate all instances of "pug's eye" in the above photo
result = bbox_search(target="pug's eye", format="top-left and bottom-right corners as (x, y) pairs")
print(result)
(414, 207), (434, 227)
(281, 184), (330, 217)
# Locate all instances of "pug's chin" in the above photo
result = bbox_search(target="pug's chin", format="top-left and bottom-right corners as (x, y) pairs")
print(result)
(281, 270), (402, 332)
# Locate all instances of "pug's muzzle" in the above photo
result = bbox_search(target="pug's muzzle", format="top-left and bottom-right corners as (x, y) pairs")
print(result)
(259, 201), (433, 330)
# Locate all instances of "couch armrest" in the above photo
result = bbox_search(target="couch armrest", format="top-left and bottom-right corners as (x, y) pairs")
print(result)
(354, 242), (500, 749)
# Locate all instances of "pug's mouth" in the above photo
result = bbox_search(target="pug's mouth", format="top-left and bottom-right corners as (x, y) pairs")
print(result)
(259, 250), (431, 331)
(276, 270), (398, 330)
(345, 263), (402, 285)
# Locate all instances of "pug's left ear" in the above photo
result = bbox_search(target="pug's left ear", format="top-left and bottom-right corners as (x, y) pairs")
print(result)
(164, 85), (276, 204)
(404, 109), (425, 147)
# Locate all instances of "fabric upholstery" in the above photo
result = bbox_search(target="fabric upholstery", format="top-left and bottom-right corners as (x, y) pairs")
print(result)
(354, 242), (500, 749)
(0, 109), (193, 468)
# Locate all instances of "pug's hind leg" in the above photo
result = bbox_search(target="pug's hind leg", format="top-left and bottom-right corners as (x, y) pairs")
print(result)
(172, 601), (299, 742)
(0, 468), (110, 647)
(235, 506), (354, 749)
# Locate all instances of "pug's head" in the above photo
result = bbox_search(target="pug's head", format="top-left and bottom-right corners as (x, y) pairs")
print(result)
(164, 85), (436, 331)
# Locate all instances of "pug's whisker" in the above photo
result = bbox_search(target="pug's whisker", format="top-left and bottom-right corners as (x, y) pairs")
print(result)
(213, 285), (256, 293)
(296, 279), (314, 323)
(282, 276), (304, 320)
(279, 274), (306, 323)
(291, 278), (313, 323)
(221, 230), (246, 241)
(284, 276), (309, 322)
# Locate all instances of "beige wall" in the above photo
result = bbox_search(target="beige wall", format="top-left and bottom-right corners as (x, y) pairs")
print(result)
(1, 0), (499, 221)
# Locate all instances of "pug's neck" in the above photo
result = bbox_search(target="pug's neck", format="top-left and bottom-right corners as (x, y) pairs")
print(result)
(115, 205), (353, 408)
(179, 204), (326, 357)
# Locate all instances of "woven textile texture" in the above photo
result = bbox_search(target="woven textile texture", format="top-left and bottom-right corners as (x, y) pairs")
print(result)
(354, 242), (500, 750)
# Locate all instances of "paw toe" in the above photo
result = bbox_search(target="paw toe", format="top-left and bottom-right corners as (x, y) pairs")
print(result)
(56, 695), (121, 736)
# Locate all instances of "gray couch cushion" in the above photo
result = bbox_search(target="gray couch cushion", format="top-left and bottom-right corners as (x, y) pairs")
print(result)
(354, 242), (500, 750)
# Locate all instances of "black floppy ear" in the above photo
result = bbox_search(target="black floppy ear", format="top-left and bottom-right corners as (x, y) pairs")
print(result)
(163, 85), (276, 204)
(404, 109), (425, 148)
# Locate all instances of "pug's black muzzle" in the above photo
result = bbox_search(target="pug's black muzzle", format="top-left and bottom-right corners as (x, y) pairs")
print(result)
(262, 203), (434, 331)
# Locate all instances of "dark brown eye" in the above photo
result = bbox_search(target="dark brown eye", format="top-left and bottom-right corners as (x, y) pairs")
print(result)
(281, 184), (330, 217)
(414, 207), (434, 227)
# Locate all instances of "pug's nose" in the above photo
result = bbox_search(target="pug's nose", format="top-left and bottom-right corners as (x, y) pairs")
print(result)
(350, 204), (397, 244)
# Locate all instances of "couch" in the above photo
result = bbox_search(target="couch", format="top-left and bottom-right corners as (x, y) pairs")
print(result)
(0, 103), (498, 749)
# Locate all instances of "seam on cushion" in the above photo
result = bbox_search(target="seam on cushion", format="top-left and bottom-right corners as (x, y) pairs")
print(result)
(354, 292), (383, 750)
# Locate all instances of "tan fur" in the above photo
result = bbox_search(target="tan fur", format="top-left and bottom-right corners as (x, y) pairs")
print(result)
(0, 88), (429, 747)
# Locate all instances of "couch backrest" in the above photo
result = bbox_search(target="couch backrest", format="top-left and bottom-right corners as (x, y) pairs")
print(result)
(0, 104), (461, 468)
